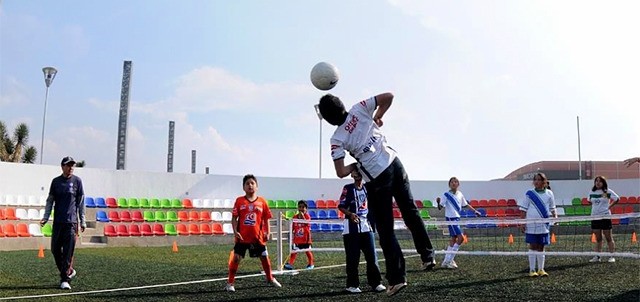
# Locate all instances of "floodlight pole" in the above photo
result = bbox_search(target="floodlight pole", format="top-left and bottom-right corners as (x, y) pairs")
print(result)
(40, 67), (58, 164)
(314, 104), (323, 179)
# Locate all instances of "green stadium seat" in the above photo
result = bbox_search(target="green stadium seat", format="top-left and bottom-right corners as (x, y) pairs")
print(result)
(165, 224), (178, 236)
(143, 211), (156, 222)
(166, 211), (179, 222)
(276, 200), (286, 209)
(161, 199), (172, 208)
(172, 199), (184, 208)
(423, 200), (434, 208)
(128, 198), (140, 208)
(155, 211), (167, 222)
(571, 198), (582, 206)
(286, 200), (297, 209)
(420, 209), (431, 219)
(139, 198), (151, 208)
(285, 210), (295, 219)
(268, 200), (276, 208)
(564, 206), (575, 216)
(117, 198), (129, 208)
(150, 199), (161, 208)
(42, 224), (53, 237)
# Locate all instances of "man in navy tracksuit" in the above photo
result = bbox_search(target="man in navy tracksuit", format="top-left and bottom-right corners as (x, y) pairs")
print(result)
(40, 156), (86, 290)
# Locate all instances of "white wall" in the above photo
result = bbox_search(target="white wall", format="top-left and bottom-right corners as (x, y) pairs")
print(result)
(1, 162), (638, 202)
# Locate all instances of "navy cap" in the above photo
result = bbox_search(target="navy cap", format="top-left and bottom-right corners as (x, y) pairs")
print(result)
(61, 156), (76, 166)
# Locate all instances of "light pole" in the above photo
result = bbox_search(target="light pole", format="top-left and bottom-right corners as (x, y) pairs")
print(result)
(314, 104), (323, 179)
(40, 67), (58, 164)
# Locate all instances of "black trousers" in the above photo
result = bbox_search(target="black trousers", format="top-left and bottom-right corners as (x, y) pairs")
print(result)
(366, 157), (434, 285)
(51, 223), (77, 282)
(343, 231), (382, 288)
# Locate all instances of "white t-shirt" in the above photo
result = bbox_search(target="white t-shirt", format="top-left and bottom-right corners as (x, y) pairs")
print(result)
(330, 97), (397, 182)
(589, 189), (619, 216)
(519, 189), (556, 234)
(440, 190), (468, 218)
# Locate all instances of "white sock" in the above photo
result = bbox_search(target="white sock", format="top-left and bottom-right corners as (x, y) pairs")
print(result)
(444, 246), (453, 262)
(537, 254), (545, 271)
(528, 250), (536, 272)
(450, 243), (461, 262)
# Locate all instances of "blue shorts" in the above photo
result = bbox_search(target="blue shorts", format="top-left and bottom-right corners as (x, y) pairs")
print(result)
(525, 233), (550, 246)
(446, 217), (463, 237)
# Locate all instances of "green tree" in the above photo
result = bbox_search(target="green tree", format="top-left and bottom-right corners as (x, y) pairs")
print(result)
(0, 121), (37, 163)
(76, 160), (86, 167)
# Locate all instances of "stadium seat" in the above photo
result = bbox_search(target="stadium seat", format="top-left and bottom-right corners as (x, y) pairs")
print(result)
(200, 211), (212, 222)
(315, 200), (327, 209)
(131, 210), (144, 222)
(555, 207), (565, 216)
(5, 208), (17, 220)
(15, 208), (28, 220)
(415, 200), (424, 208)
(507, 199), (517, 206)
(310, 223), (319, 232)
(267, 200), (276, 208)
(222, 223), (234, 234)
(497, 199), (507, 206)
(628, 196), (638, 204)
(189, 224), (201, 235)
(488, 199), (498, 207)
(96, 210), (109, 222)
(108, 211), (121, 222)
(153, 224), (166, 236)
(624, 205), (634, 213)
(4, 224), (18, 237)
(320, 223), (331, 232)
(477, 209), (487, 217)
(202, 199), (213, 208)
(139, 198), (151, 208)
(393, 209), (402, 218)
(423, 200), (434, 208)
(27, 209), (40, 220)
(143, 211), (156, 222)
(165, 224), (178, 236)
(307, 199), (316, 209)
(327, 200), (338, 208)
(28, 223), (43, 237)
(117, 198), (129, 208)
(496, 209), (506, 217)
(212, 223), (224, 235)
(317, 210), (328, 220)
(211, 211), (223, 221)
(103, 224), (117, 237)
(85, 197), (96, 208)
(276, 200), (286, 209)
(212, 199), (223, 208)
(155, 211), (168, 222)
(189, 211), (200, 221)
(166, 211), (179, 222)
(120, 211), (132, 222)
(564, 207), (576, 216)
(150, 199), (161, 208)
(129, 224), (142, 236)
(581, 198), (590, 206)
(479, 200), (488, 207)
(42, 224), (53, 237)
(38, 196), (47, 206)
(192, 199), (203, 208)
(223, 199), (234, 208)
(0, 208), (5, 220)
(128, 198), (140, 208)
(140, 223), (153, 236)
(4, 195), (15, 206)
(161, 199), (172, 208)
(200, 224), (213, 235)
(331, 224), (344, 232)
(116, 224), (130, 236)
(181, 199), (193, 209)
(222, 212), (232, 222)
(505, 208), (518, 217)
(486, 209), (497, 217)
(95, 197), (107, 208)
(286, 200), (297, 209)
(106, 197), (118, 208)
(420, 209), (431, 219)
(571, 198), (582, 206)
(308, 210), (318, 220)
(0, 225), (4, 237)
(178, 211), (189, 222)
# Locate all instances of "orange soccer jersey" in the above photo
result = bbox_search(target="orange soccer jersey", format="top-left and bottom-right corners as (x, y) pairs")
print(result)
(292, 212), (312, 245)
(232, 196), (273, 245)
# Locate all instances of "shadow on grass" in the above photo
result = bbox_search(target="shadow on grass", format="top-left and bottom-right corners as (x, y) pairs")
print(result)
(598, 290), (640, 302)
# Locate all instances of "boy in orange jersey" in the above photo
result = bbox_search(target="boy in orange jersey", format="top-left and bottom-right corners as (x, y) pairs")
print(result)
(225, 174), (282, 292)
(284, 200), (315, 270)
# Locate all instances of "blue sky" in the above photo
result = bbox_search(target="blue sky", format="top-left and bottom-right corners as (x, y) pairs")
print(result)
(1, 0), (638, 180)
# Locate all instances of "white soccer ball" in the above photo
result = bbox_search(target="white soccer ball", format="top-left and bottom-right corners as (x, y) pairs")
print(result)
(310, 62), (339, 91)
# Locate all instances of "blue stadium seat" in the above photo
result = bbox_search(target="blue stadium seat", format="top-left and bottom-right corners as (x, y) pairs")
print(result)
(320, 223), (331, 232)
(85, 197), (96, 208)
(96, 210), (109, 222)
(318, 210), (328, 220)
(310, 223), (320, 232)
(331, 224), (344, 232)
(328, 209), (339, 219)
(95, 197), (107, 208)
(307, 200), (316, 209)
(308, 210), (318, 220)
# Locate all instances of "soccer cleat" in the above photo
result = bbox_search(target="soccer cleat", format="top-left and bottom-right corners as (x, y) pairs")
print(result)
(306, 264), (315, 269)
(450, 260), (458, 268)
(67, 269), (77, 279)
(528, 271), (539, 277)
(607, 257), (616, 263)
(386, 282), (407, 296)
(60, 282), (71, 290)
(346, 287), (362, 293)
(283, 263), (294, 270)
(224, 283), (235, 292)
(444, 261), (458, 269)
(374, 284), (386, 292)
(537, 270), (549, 277)
(269, 278), (282, 288)
(422, 259), (437, 271)
(589, 256), (601, 263)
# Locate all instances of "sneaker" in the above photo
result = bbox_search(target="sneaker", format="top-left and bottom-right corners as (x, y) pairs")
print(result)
(67, 269), (77, 279)
(269, 278), (282, 288)
(440, 261), (449, 268)
(528, 271), (539, 277)
(589, 256), (601, 263)
(306, 264), (314, 269)
(450, 260), (458, 267)
(224, 283), (235, 292)
(537, 270), (549, 277)
(386, 282), (407, 297)
(346, 287), (362, 293)
(607, 257), (616, 263)
(60, 282), (71, 290)
(422, 259), (436, 271)
(283, 263), (294, 270)
(374, 284), (386, 292)
(444, 261), (458, 269)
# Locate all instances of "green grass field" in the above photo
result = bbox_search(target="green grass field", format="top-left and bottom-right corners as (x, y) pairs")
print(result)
(0, 239), (638, 302)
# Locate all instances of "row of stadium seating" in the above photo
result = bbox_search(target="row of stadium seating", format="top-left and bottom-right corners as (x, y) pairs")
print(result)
(96, 210), (233, 223)
(569, 196), (640, 206)
(0, 223), (49, 237)
(0, 208), (45, 220)
(103, 223), (231, 236)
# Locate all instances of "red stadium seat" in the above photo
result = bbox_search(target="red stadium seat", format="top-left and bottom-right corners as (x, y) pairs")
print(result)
(496, 209), (506, 217)
(131, 210), (145, 222)
(212, 223), (224, 235)
(200, 211), (212, 222)
(5, 208), (17, 220)
(16, 223), (30, 237)
(470, 200), (480, 207)
(140, 223), (153, 236)
(505, 208), (518, 217)
(479, 200), (489, 207)
(108, 211), (121, 222)
(415, 200), (424, 208)
(189, 211), (200, 221)
(581, 198), (590, 205)
(189, 224), (201, 235)
(393, 209), (402, 218)
(120, 211), (132, 222)
(0, 209), (5, 220)
(619, 196), (628, 204)
(116, 224), (130, 236)
(628, 196), (638, 204)
(129, 224), (142, 236)
(153, 223), (166, 236)
(507, 199), (517, 206)
(486, 209), (497, 217)
(106, 197), (118, 208)
(200, 224), (213, 235)
(624, 206), (634, 213)
(0, 225), (4, 237)
(104, 224), (117, 237)
(497, 199), (507, 206)
(488, 199), (498, 207)
(177, 224), (190, 236)
(178, 211), (189, 222)
(182, 199), (194, 209)
(326, 200), (338, 208)
(315, 200), (327, 209)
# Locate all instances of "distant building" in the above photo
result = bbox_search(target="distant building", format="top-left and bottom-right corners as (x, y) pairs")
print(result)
(503, 161), (639, 180)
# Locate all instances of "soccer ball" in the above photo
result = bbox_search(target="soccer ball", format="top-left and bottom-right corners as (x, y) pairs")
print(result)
(310, 62), (339, 91)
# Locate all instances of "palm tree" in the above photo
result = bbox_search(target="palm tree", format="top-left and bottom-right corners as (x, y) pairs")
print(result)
(0, 120), (37, 163)
(76, 160), (86, 167)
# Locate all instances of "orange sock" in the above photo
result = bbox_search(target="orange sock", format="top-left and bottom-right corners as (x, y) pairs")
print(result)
(228, 259), (239, 284)
(306, 251), (314, 265)
(260, 257), (273, 281)
(289, 253), (297, 264)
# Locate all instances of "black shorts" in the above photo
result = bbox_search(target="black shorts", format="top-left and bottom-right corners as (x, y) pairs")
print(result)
(293, 244), (311, 250)
(234, 242), (267, 258)
(591, 219), (612, 230)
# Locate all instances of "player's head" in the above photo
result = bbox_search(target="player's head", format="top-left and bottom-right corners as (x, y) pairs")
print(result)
(318, 94), (347, 126)
(448, 177), (460, 190)
(592, 175), (608, 191)
(532, 172), (548, 190)
(350, 169), (362, 182)
(60, 156), (76, 177)
(242, 174), (258, 195)
(297, 200), (308, 212)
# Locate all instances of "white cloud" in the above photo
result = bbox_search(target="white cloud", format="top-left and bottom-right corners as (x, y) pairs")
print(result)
(0, 77), (31, 107)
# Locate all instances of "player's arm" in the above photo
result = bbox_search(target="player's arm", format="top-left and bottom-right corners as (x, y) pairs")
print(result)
(373, 93), (393, 127)
(608, 189), (620, 210)
(231, 215), (243, 240)
(263, 217), (271, 241)
(333, 158), (357, 178)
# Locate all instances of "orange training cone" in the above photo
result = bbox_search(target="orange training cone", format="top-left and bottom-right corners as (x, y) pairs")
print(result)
(632, 232), (637, 243)
(37, 245), (45, 258)
(591, 233), (596, 243)
(551, 233), (557, 244)
(508, 234), (514, 244)
(172, 241), (179, 253)
(463, 234), (468, 243)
